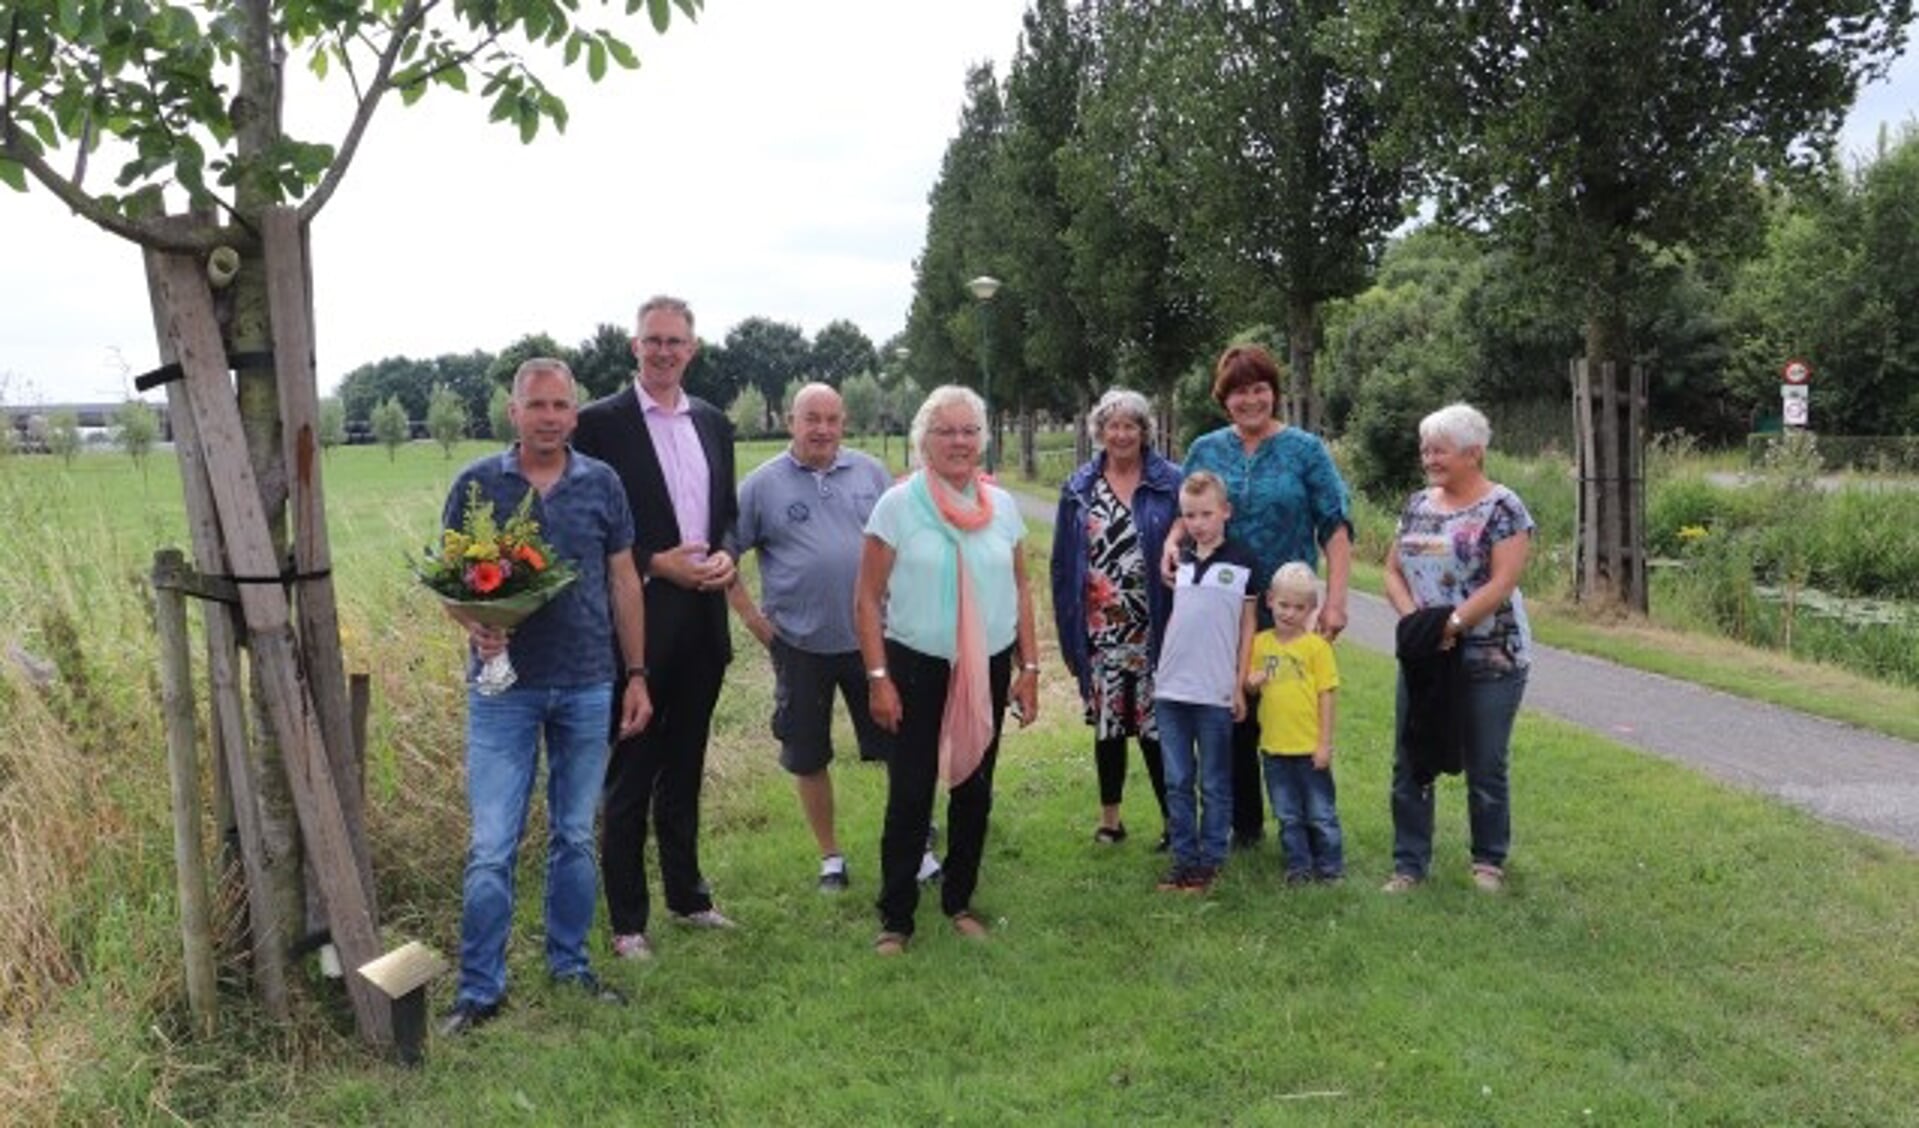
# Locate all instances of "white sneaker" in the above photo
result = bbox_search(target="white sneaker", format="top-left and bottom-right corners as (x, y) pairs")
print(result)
(611, 932), (654, 961)
(917, 851), (943, 884)
(671, 908), (739, 930)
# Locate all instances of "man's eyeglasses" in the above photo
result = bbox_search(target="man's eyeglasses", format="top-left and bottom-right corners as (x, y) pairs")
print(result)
(641, 336), (690, 351)
(928, 425), (982, 440)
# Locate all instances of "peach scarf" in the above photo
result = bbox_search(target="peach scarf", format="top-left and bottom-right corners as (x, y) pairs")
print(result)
(915, 469), (995, 788)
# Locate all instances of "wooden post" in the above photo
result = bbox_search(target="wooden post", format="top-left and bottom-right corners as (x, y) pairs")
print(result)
(152, 250), (391, 1047)
(350, 672), (371, 799)
(357, 942), (448, 1068)
(152, 550), (218, 1037)
(262, 208), (376, 911)
(144, 242), (292, 1021)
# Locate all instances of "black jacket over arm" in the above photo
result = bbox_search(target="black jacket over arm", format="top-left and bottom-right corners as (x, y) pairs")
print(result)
(1395, 605), (1466, 785)
(573, 384), (738, 667)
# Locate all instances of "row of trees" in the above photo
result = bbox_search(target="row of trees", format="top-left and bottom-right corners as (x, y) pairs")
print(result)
(906, 0), (1910, 607)
(332, 316), (893, 435)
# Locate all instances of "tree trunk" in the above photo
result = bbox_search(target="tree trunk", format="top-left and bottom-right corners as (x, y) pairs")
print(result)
(1019, 409), (1037, 480)
(1285, 297), (1319, 433)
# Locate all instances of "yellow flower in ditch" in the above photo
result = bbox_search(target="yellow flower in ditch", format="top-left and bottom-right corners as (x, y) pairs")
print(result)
(1678, 525), (1708, 543)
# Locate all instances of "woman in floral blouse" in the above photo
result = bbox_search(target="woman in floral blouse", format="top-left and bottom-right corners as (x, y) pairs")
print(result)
(1382, 402), (1534, 895)
(1052, 389), (1183, 847)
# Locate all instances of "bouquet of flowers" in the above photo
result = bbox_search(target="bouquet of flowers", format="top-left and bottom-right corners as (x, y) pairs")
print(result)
(415, 481), (577, 694)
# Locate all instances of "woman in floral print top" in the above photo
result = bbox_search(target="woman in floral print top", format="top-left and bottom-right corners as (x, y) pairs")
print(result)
(1382, 402), (1534, 896)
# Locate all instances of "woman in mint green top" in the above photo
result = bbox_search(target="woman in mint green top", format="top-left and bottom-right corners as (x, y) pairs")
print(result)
(855, 385), (1040, 955)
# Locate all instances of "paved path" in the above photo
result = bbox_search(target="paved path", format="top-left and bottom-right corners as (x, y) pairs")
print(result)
(1016, 489), (1919, 852)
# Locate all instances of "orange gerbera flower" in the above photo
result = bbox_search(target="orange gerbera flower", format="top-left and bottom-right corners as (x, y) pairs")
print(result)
(514, 543), (547, 571)
(468, 561), (505, 594)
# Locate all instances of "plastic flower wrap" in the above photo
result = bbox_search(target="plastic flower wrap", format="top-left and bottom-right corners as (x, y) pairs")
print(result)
(415, 481), (577, 694)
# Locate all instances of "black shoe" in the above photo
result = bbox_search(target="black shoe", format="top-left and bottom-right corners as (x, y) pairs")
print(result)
(818, 857), (851, 893)
(553, 970), (627, 1007)
(1153, 831), (1171, 854)
(1093, 823), (1128, 845)
(438, 998), (501, 1037)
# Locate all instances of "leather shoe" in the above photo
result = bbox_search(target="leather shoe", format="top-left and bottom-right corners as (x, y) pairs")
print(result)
(437, 999), (501, 1038)
(553, 970), (627, 1006)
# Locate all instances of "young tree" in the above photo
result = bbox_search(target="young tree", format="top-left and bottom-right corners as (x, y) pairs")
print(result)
(425, 382), (467, 457)
(840, 371), (882, 436)
(370, 396), (409, 462)
(728, 385), (769, 439)
(45, 408), (80, 466)
(1336, 0), (1912, 608)
(112, 399), (160, 469)
(317, 397), (347, 452)
(487, 385), (513, 441)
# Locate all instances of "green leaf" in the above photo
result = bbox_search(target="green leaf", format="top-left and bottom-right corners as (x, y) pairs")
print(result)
(400, 80), (428, 106)
(309, 48), (329, 80)
(587, 38), (607, 82)
(517, 103), (539, 144)
(438, 65), (469, 93)
(57, 0), (84, 38)
(564, 33), (583, 67)
(672, 0), (702, 21)
(647, 0), (670, 34)
(0, 157), (27, 193)
(604, 35), (639, 71)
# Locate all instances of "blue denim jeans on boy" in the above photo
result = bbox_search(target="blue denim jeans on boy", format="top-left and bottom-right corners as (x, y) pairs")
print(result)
(456, 683), (612, 1008)
(1155, 699), (1235, 871)
(1261, 755), (1344, 878)
(1390, 667), (1528, 878)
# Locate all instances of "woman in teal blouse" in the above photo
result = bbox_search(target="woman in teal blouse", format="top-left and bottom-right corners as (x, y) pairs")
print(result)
(1174, 344), (1352, 849)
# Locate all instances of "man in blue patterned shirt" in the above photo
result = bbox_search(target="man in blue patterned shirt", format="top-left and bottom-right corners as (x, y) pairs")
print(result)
(437, 359), (652, 1037)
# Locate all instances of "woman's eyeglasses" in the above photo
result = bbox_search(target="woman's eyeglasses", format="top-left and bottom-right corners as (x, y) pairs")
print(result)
(928, 425), (983, 440)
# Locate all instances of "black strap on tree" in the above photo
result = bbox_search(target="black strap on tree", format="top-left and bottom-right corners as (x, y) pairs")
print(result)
(133, 349), (276, 392)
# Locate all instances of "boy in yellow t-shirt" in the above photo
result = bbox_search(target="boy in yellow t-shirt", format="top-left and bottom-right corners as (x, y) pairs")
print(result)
(1245, 562), (1344, 884)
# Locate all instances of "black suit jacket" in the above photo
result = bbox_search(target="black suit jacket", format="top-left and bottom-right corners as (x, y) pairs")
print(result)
(574, 383), (738, 667)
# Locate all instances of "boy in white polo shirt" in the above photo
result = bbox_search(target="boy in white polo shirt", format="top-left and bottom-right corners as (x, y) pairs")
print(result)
(1152, 471), (1258, 892)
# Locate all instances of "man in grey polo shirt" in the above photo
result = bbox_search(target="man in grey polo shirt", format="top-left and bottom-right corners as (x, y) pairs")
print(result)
(729, 383), (940, 892)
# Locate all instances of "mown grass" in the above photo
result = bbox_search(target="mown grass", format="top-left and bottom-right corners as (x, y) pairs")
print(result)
(3, 441), (1918, 1125)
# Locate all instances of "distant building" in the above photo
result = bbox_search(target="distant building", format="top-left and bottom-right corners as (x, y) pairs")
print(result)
(2, 401), (174, 449)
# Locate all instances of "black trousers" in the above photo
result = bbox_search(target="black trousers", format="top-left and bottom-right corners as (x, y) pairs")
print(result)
(1095, 735), (1168, 818)
(877, 641), (1012, 937)
(1232, 711), (1265, 841)
(601, 643), (725, 935)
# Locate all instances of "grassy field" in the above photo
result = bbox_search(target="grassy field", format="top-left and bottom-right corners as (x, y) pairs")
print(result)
(3, 440), (1918, 1124)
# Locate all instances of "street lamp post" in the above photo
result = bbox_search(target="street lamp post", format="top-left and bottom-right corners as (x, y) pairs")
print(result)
(966, 275), (1001, 474)
(886, 346), (910, 465)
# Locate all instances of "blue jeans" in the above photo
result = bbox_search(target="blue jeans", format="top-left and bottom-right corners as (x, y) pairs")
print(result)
(1391, 667), (1528, 878)
(1261, 755), (1343, 877)
(1155, 699), (1234, 870)
(457, 683), (612, 1007)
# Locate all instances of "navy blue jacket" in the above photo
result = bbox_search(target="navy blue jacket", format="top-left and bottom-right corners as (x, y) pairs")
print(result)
(1050, 449), (1184, 700)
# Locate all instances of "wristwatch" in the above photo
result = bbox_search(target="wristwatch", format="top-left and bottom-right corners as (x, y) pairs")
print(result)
(626, 665), (651, 679)
(1446, 612), (1465, 632)
(866, 667), (889, 681)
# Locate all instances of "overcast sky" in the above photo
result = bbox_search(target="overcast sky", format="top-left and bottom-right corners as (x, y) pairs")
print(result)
(1, 4), (1913, 406)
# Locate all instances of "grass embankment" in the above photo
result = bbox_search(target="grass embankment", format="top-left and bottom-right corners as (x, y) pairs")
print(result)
(1, 442), (1916, 1124)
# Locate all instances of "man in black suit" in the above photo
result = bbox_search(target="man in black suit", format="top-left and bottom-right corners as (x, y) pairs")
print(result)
(575, 294), (740, 959)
